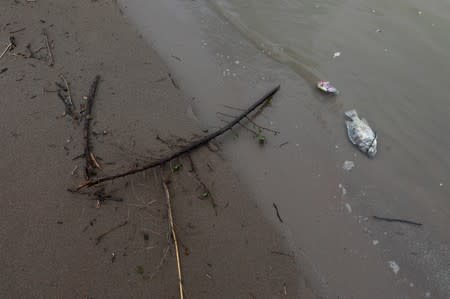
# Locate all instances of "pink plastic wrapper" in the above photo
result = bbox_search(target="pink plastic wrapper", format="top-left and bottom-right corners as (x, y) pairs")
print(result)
(317, 80), (339, 94)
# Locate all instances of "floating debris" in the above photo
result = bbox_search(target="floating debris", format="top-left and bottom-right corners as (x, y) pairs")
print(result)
(317, 80), (339, 94)
(342, 160), (355, 171)
(345, 203), (352, 213)
(388, 261), (400, 275)
(345, 109), (377, 157)
(333, 51), (341, 58)
(338, 184), (347, 196)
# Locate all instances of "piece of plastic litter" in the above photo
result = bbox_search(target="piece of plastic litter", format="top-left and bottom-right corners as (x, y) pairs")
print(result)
(388, 261), (400, 275)
(317, 81), (339, 94)
(343, 160), (355, 171)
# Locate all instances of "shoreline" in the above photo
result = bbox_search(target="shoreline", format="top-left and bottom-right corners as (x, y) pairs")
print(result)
(118, 0), (449, 298)
(0, 1), (311, 298)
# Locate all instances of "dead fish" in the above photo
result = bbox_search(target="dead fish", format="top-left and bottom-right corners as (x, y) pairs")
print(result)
(345, 109), (377, 157)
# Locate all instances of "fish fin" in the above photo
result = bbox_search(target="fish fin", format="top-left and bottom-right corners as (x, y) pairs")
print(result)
(345, 109), (358, 120)
(345, 121), (357, 145)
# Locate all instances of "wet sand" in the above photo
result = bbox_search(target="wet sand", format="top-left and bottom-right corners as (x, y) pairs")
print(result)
(0, 1), (313, 298)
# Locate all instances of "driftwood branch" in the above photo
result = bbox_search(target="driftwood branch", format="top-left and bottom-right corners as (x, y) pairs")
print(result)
(76, 85), (280, 190)
(84, 75), (101, 178)
(162, 174), (184, 299)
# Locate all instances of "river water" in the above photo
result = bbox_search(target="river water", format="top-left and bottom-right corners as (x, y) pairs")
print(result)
(119, 0), (450, 297)
(210, 0), (450, 181)
(210, 1), (450, 294)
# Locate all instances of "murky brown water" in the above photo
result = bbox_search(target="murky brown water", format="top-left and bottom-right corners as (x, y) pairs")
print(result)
(211, 0), (450, 182)
(119, 0), (450, 297)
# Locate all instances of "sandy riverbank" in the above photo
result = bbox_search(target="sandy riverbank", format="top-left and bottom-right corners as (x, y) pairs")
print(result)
(0, 1), (314, 298)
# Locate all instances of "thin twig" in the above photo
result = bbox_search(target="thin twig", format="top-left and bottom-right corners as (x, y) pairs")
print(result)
(271, 250), (294, 258)
(90, 152), (101, 169)
(9, 27), (26, 34)
(372, 216), (422, 227)
(71, 165), (79, 176)
(0, 43), (12, 60)
(168, 73), (178, 89)
(42, 29), (54, 66)
(273, 203), (284, 223)
(84, 75), (101, 178)
(161, 173), (184, 299)
(77, 85), (280, 190)
(217, 112), (279, 135)
(217, 117), (258, 136)
(95, 220), (128, 245)
(188, 155), (218, 215)
(60, 74), (73, 107)
(149, 245), (170, 280)
(222, 104), (246, 112)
